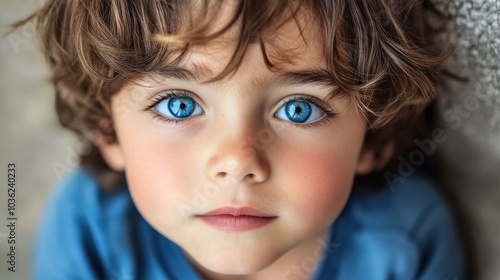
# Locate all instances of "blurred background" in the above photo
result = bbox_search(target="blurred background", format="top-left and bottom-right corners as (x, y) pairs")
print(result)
(0, 0), (499, 279)
(1, 1), (79, 279)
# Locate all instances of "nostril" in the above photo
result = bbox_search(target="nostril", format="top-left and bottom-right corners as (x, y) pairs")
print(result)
(217, 172), (227, 178)
(215, 171), (256, 181)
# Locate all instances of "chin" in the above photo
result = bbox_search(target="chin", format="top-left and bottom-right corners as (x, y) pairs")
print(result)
(189, 248), (283, 276)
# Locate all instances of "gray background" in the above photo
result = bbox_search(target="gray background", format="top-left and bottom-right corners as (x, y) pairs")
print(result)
(1, 0), (499, 279)
(1, 1), (78, 279)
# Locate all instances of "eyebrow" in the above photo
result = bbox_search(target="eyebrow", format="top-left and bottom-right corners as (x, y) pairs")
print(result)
(274, 69), (336, 87)
(154, 63), (215, 82)
(154, 63), (337, 88)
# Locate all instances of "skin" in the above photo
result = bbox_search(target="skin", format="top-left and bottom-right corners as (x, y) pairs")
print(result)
(100, 6), (377, 280)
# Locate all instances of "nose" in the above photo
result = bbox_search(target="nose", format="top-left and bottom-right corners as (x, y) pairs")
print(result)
(206, 130), (271, 185)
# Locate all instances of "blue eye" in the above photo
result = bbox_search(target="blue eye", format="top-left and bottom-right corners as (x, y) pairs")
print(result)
(154, 94), (204, 119)
(275, 98), (326, 124)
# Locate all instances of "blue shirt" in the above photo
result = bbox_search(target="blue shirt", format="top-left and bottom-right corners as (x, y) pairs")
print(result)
(32, 168), (464, 279)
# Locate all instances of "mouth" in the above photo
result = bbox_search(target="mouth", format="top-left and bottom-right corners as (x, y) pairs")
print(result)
(197, 206), (277, 232)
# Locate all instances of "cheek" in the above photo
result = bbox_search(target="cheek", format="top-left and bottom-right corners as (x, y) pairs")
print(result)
(283, 150), (354, 214)
(120, 133), (196, 230)
(273, 132), (363, 228)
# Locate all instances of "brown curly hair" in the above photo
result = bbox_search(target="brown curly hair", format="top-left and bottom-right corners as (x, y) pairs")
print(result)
(14, 0), (452, 189)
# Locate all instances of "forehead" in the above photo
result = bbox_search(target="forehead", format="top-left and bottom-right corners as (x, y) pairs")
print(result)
(174, 1), (325, 80)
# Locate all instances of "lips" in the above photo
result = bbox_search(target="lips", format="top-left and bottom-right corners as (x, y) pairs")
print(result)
(197, 206), (277, 232)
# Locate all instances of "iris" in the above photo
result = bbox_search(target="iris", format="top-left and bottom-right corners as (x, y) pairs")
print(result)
(167, 97), (196, 118)
(285, 101), (312, 123)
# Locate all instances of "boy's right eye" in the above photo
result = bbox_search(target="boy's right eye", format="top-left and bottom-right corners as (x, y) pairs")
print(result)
(148, 91), (204, 121)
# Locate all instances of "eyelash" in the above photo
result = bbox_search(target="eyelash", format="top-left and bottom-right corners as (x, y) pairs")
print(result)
(143, 91), (338, 128)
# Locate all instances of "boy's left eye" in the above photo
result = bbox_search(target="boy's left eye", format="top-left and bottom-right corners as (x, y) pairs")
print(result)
(274, 98), (326, 124)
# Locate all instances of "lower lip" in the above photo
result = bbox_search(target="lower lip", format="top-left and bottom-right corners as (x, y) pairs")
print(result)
(199, 215), (277, 231)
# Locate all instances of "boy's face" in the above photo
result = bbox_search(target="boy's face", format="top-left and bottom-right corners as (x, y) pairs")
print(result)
(103, 9), (374, 278)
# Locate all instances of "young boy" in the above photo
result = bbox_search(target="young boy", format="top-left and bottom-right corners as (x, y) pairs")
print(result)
(20, 0), (464, 279)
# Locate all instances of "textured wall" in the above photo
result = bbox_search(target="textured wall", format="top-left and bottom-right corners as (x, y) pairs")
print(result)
(434, 0), (500, 279)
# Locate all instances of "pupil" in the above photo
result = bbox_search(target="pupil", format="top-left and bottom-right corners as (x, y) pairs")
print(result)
(180, 103), (186, 110)
(295, 106), (302, 114)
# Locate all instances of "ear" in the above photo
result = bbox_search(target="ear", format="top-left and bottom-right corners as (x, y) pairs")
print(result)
(98, 140), (125, 172)
(356, 141), (395, 175)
